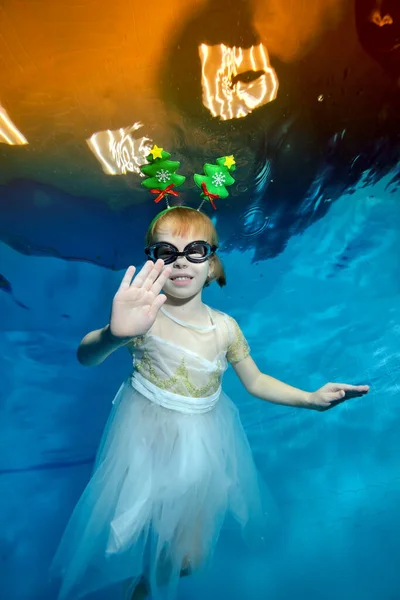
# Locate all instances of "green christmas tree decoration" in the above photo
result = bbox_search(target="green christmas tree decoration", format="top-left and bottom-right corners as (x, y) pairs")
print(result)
(193, 155), (236, 209)
(140, 145), (186, 203)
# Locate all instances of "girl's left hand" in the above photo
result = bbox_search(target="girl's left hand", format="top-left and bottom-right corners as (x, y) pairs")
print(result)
(308, 383), (370, 411)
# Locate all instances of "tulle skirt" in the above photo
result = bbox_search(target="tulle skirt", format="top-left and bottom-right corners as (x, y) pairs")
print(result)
(51, 378), (269, 600)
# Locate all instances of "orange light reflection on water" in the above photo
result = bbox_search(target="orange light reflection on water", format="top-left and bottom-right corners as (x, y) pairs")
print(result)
(199, 43), (279, 120)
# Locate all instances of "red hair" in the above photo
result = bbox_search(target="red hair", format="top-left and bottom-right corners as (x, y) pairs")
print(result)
(145, 207), (226, 287)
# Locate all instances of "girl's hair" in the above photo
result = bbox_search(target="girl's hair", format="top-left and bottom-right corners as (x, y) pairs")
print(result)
(145, 207), (226, 287)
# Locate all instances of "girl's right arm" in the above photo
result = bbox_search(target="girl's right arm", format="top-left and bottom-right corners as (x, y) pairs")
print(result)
(77, 260), (172, 367)
(77, 326), (131, 366)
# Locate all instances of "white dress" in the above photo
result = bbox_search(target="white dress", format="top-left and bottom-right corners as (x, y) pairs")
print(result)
(51, 306), (268, 600)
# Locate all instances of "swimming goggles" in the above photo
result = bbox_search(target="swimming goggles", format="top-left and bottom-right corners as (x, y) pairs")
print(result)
(145, 240), (218, 265)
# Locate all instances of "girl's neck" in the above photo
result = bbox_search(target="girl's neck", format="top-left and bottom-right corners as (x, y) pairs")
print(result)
(163, 296), (208, 324)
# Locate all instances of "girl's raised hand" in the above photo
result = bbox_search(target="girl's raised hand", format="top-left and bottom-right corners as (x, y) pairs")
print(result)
(109, 259), (172, 340)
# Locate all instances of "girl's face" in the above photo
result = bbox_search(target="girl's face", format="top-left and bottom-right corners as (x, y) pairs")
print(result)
(152, 232), (214, 300)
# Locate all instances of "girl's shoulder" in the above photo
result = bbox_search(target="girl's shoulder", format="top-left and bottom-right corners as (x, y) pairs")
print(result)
(207, 305), (239, 326)
(207, 306), (246, 342)
(207, 306), (250, 363)
(207, 305), (231, 328)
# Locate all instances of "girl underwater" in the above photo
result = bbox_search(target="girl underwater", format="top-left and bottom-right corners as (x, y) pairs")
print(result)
(51, 154), (369, 600)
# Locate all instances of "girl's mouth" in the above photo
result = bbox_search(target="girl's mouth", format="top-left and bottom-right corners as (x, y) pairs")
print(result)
(170, 276), (193, 286)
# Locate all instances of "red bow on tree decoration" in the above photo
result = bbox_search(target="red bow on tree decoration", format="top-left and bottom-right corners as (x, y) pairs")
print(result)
(140, 146), (186, 205)
(150, 184), (179, 204)
(141, 147), (237, 212)
(201, 182), (220, 210)
(194, 156), (236, 210)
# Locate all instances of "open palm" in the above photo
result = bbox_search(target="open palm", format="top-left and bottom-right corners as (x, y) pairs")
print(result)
(110, 259), (172, 339)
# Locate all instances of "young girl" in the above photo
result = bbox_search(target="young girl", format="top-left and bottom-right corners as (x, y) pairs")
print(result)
(51, 206), (369, 600)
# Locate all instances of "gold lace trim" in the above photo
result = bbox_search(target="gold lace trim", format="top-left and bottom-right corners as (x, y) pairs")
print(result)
(135, 350), (222, 397)
(226, 318), (250, 363)
(129, 335), (146, 347)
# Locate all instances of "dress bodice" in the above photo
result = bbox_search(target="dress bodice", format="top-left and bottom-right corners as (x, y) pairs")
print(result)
(126, 305), (250, 399)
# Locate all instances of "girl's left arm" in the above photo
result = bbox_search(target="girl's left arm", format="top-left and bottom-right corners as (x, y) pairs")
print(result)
(232, 356), (369, 411)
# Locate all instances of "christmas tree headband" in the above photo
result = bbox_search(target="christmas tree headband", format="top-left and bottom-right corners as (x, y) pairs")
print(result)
(140, 145), (236, 216)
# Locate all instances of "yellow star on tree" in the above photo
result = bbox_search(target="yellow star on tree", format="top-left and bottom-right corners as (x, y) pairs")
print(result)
(224, 155), (236, 169)
(149, 144), (164, 160)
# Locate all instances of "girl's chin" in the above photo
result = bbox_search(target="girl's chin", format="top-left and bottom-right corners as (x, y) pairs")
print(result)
(163, 283), (204, 298)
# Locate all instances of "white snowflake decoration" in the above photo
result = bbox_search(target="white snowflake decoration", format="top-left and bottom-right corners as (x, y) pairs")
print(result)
(212, 172), (225, 187)
(156, 169), (171, 183)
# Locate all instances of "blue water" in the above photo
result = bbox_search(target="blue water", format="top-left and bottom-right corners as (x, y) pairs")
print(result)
(1, 171), (399, 599)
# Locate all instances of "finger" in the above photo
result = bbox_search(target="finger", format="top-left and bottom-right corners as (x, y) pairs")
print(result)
(118, 266), (136, 291)
(149, 293), (167, 316)
(329, 383), (370, 392)
(143, 260), (167, 291)
(328, 391), (346, 402)
(138, 260), (166, 292)
(132, 261), (158, 289)
(151, 265), (173, 295)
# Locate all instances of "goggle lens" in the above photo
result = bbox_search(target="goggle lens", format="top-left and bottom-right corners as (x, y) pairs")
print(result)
(145, 241), (216, 264)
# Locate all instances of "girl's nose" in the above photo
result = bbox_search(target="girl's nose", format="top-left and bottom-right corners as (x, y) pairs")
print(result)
(173, 254), (189, 266)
